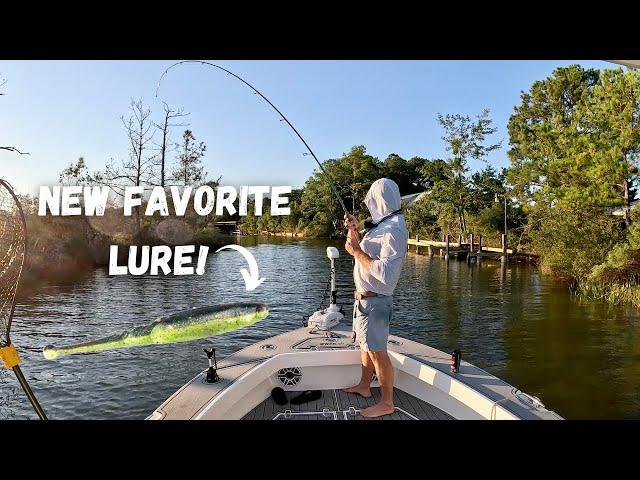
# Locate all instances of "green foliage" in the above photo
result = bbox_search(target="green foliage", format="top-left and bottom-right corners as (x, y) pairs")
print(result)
(237, 190), (305, 235)
(576, 68), (640, 225)
(507, 65), (600, 209)
(293, 121), (508, 243)
(193, 225), (226, 247)
(300, 146), (384, 234)
(507, 64), (640, 293)
(525, 204), (622, 285)
(587, 221), (640, 286)
(297, 146), (457, 236)
(474, 204), (505, 236)
(428, 109), (501, 233)
(468, 166), (505, 214)
(404, 195), (439, 238)
(381, 154), (427, 194)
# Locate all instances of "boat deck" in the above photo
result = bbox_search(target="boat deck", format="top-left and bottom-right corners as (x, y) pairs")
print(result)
(242, 387), (455, 420)
(151, 323), (562, 420)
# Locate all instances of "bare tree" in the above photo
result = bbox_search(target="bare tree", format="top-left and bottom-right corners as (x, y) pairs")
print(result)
(0, 76), (29, 155)
(92, 98), (156, 230)
(0, 146), (29, 154)
(153, 102), (189, 188)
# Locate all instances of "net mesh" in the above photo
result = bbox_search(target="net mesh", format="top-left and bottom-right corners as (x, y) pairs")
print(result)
(0, 180), (26, 347)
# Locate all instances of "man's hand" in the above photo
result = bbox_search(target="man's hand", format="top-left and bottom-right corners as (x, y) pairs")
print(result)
(344, 213), (359, 232)
(345, 231), (360, 256)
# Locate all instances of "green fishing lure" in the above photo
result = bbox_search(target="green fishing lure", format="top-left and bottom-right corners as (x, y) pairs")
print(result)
(43, 303), (269, 360)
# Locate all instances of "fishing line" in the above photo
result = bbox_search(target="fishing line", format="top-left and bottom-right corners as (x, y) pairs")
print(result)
(155, 60), (349, 215)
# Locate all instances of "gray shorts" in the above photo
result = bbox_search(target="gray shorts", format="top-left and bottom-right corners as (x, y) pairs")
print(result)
(353, 295), (393, 352)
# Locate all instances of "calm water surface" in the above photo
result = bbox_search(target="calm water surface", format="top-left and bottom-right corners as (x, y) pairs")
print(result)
(2, 237), (640, 419)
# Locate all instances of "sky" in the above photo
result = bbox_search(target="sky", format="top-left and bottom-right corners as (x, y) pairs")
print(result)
(0, 60), (612, 195)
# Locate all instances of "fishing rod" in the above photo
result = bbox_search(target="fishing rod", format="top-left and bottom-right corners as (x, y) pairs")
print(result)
(156, 60), (350, 215)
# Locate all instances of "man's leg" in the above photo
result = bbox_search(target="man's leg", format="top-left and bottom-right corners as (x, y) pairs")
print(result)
(361, 350), (395, 417)
(343, 350), (374, 398)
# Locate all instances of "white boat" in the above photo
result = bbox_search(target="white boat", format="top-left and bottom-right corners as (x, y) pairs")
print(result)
(148, 247), (562, 421)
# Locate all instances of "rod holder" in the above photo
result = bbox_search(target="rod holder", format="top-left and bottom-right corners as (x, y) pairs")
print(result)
(203, 348), (220, 383)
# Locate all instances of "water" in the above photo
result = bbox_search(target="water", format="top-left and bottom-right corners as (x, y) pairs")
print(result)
(2, 237), (640, 419)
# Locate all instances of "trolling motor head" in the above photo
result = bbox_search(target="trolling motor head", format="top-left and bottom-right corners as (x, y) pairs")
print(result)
(326, 246), (339, 260)
(307, 247), (344, 330)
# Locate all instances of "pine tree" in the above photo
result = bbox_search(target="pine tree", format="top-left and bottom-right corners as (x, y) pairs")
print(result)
(172, 130), (207, 186)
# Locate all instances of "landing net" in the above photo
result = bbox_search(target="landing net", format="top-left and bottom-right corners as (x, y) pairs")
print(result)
(0, 179), (27, 347)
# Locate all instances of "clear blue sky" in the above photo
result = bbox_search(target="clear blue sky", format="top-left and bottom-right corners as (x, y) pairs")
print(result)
(0, 60), (612, 195)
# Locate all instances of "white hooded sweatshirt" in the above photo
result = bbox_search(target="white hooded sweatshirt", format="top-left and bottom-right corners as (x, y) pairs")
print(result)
(354, 178), (409, 296)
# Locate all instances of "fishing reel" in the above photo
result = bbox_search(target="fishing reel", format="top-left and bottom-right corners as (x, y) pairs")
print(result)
(332, 218), (348, 237)
(306, 247), (344, 331)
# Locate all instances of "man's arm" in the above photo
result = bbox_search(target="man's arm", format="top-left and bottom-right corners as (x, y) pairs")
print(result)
(347, 230), (373, 269)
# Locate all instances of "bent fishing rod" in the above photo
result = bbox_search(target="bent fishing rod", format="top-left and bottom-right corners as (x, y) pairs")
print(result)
(156, 60), (349, 216)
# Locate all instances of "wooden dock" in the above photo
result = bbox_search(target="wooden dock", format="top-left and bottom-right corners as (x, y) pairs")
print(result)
(407, 234), (536, 264)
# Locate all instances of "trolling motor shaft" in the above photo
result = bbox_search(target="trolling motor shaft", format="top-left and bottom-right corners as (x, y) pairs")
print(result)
(307, 247), (344, 330)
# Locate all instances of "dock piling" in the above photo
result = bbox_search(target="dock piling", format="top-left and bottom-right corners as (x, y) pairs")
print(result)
(445, 234), (450, 260)
(501, 233), (508, 266)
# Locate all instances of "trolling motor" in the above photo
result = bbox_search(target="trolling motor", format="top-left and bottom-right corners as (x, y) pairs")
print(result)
(307, 247), (344, 330)
(203, 347), (220, 383)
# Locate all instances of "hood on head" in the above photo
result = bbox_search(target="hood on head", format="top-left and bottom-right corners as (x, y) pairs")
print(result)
(364, 178), (401, 223)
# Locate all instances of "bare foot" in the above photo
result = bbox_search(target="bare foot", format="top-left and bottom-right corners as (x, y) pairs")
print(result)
(343, 384), (372, 398)
(360, 402), (395, 418)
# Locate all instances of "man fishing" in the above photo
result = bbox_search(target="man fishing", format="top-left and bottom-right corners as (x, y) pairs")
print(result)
(343, 178), (408, 418)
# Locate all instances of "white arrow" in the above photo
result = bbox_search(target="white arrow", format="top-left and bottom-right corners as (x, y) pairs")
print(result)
(215, 244), (265, 291)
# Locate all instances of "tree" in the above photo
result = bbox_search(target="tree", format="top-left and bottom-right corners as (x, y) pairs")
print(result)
(507, 65), (600, 210)
(171, 130), (207, 186)
(404, 195), (439, 238)
(283, 188), (304, 233)
(506, 65), (640, 284)
(419, 158), (449, 191)
(59, 157), (90, 186)
(381, 154), (426, 194)
(300, 146), (383, 235)
(153, 102), (189, 188)
(430, 109), (501, 233)
(340, 145), (382, 215)
(576, 68), (640, 227)
(468, 166), (505, 214)
(92, 98), (156, 230)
